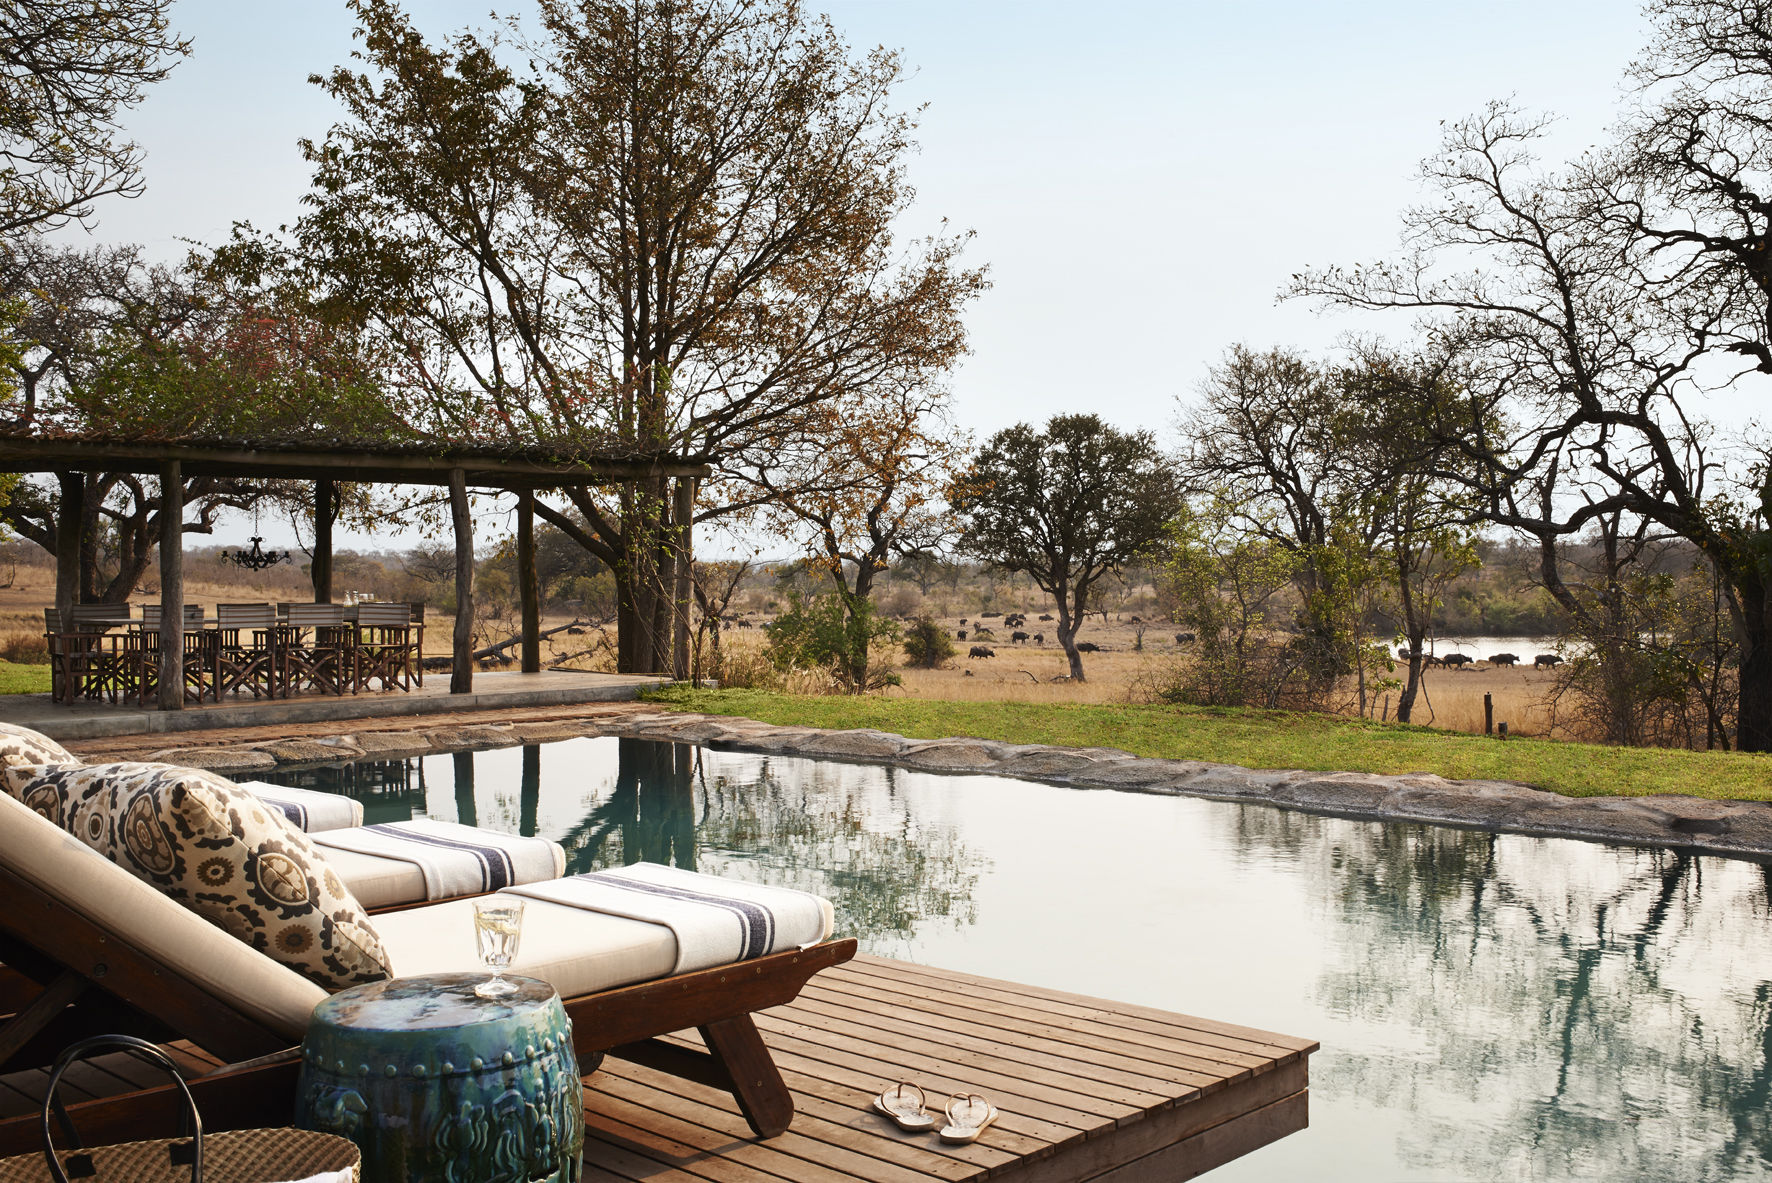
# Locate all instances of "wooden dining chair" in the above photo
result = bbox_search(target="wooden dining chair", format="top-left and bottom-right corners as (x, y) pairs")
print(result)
(216, 603), (280, 699)
(353, 602), (415, 692)
(281, 603), (354, 695)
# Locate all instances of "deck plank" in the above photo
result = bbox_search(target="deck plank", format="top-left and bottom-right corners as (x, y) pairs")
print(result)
(582, 956), (1315, 1182)
(0, 954), (1312, 1182)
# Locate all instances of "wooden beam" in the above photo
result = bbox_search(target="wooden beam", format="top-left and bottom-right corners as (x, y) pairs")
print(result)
(518, 490), (540, 673)
(157, 461), (183, 711)
(449, 467), (473, 694)
(0, 970), (87, 1068)
(312, 479), (334, 602)
(0, 438), (710, 485)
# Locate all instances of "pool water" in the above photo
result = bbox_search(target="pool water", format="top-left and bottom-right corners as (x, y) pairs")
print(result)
(266, 736), (1772, 1181)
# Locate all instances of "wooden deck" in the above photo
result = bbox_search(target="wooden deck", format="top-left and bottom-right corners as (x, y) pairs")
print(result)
(2, 956), (1316, 1181)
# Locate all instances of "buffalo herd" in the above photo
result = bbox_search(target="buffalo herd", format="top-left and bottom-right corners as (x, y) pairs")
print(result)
(1394, 649), (1563, 668)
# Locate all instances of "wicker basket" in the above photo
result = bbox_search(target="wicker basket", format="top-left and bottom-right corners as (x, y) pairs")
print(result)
(0, 1035), (360, 1183)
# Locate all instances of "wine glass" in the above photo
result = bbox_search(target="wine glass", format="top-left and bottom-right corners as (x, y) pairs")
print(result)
(472, 898), (524, 999)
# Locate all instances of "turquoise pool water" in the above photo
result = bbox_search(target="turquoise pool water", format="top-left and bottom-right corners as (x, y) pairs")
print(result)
(266, 737), (1772, 1181)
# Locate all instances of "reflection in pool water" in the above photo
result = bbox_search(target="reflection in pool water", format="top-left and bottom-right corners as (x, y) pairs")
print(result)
(266, 737), (1772, 1181)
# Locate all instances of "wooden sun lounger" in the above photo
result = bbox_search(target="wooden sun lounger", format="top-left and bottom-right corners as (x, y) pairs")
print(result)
(0, 856), (856, 1155)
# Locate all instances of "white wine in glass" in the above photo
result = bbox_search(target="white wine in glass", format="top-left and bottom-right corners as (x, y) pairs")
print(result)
(472, 899), (524, 999)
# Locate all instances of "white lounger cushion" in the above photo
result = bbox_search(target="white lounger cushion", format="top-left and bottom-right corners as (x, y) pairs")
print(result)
(0, 790), (327, 1042)
(236, 781), (364, 832)
(321, 846), (428, 910)
(372, 898), (679, 999)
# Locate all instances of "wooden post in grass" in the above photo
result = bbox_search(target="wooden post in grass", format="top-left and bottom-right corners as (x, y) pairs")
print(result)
(1484, 693), (1494, 736)
(1498, 721), (1508, 740)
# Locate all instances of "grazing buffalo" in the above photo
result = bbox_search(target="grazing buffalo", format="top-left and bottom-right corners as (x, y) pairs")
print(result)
(1033, 633), (1045, 644)
(959, 618), (967, 626)
(1175, 633), (1196, 644)
(1076, 641), (1100, 652)
(1012, 631), (1030, 643)
(955, 630), (967, 640)
(969, 645), (996, 658)
(972, 627), (995, 640)
(1535, 654), (1563, 668)
(1442, 653), (1473, 667)
(1039, 613), (1054, 621)
(1421, 654), (1443, 666)
(1489, 653), (1520, 667)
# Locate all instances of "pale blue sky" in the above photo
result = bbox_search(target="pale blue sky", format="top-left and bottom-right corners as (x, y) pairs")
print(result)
(75, 0), (1651, 548)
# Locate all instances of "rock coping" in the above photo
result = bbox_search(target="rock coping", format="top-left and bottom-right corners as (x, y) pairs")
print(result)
(140, 708), (1772, 862)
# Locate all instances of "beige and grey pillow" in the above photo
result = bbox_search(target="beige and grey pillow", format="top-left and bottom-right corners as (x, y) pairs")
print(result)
(0, 721), (76, 769)
(4, 761), (391, 992)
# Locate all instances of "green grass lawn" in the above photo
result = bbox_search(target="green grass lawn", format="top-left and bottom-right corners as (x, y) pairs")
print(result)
(0, 661), (50, 695)
(643, 687), (1772, 802)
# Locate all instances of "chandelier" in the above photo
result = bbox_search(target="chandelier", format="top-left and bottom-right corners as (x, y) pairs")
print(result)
(221, 509), (291, 571)
(221, 536), (291, 571)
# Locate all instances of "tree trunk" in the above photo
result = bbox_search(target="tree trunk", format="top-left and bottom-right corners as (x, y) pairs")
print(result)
(1737, 584), (1771, 752)
(1053, 577), (1085, 681)
(448, 468), (474, 694)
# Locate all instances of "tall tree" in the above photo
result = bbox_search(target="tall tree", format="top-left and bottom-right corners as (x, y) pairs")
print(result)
(1292, 105), (1772, 748)
(278, 0), (984, 676)
(1180, 346), (1377, 695)
(0, 0), (188, 238)
(1331, 346), (1482, 723)
(953, 414), (1177, 681)
(747, 383), (964, 692)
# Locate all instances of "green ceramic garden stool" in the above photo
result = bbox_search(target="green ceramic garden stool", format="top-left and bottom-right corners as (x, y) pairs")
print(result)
(294, 973), (584, 1183)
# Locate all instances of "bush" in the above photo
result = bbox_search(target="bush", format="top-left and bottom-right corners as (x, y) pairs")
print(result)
(902, 617), (956, 668)
(764, 591), (901, 693)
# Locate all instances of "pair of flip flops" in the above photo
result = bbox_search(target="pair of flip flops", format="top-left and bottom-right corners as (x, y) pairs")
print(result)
(873, 1082), (999, 1144)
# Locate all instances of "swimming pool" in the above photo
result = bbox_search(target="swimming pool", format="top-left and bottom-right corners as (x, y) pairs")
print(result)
(265, 735), (1772, 1181)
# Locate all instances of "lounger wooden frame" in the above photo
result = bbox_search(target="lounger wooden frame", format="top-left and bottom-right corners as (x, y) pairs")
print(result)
(0, 858), (857, 1155)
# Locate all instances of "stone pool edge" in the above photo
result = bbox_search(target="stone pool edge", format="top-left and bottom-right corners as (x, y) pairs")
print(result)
(136, 707), (1772, 862)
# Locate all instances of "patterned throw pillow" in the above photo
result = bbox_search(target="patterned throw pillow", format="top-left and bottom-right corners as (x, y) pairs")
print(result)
(4, 762), (391, 991)
(0, 721), (76, 768)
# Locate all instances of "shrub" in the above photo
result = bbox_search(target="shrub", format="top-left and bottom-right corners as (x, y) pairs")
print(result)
(902, 617), (956, 668)
(764, 591), (901, 693)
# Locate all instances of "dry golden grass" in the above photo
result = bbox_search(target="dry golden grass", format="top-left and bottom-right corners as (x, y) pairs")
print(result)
(715, 616), (1567, 738)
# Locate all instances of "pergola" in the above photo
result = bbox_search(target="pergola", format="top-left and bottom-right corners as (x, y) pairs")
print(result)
(0, 434), (709, 709)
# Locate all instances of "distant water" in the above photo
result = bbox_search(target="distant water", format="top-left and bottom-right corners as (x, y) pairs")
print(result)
(271, 737), (1772, 1181)
(1406, 635), (1564, 661)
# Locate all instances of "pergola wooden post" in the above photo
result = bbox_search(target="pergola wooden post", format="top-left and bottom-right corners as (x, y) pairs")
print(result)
(157, 461), (183, 711)
(518, 490), (541, 674)
(312, 479), (334, 602)
(448, 468), (473, 694)
(52, 472), (82, 622)
(673, 477), (693, 681)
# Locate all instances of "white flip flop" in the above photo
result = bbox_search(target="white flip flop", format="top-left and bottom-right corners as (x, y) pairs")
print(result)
(939, 1093), (999, 1143)
(873, 1081), (935, 1132)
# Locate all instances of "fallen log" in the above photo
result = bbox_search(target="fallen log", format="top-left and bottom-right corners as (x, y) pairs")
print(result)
(472, 618), (589, 663)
